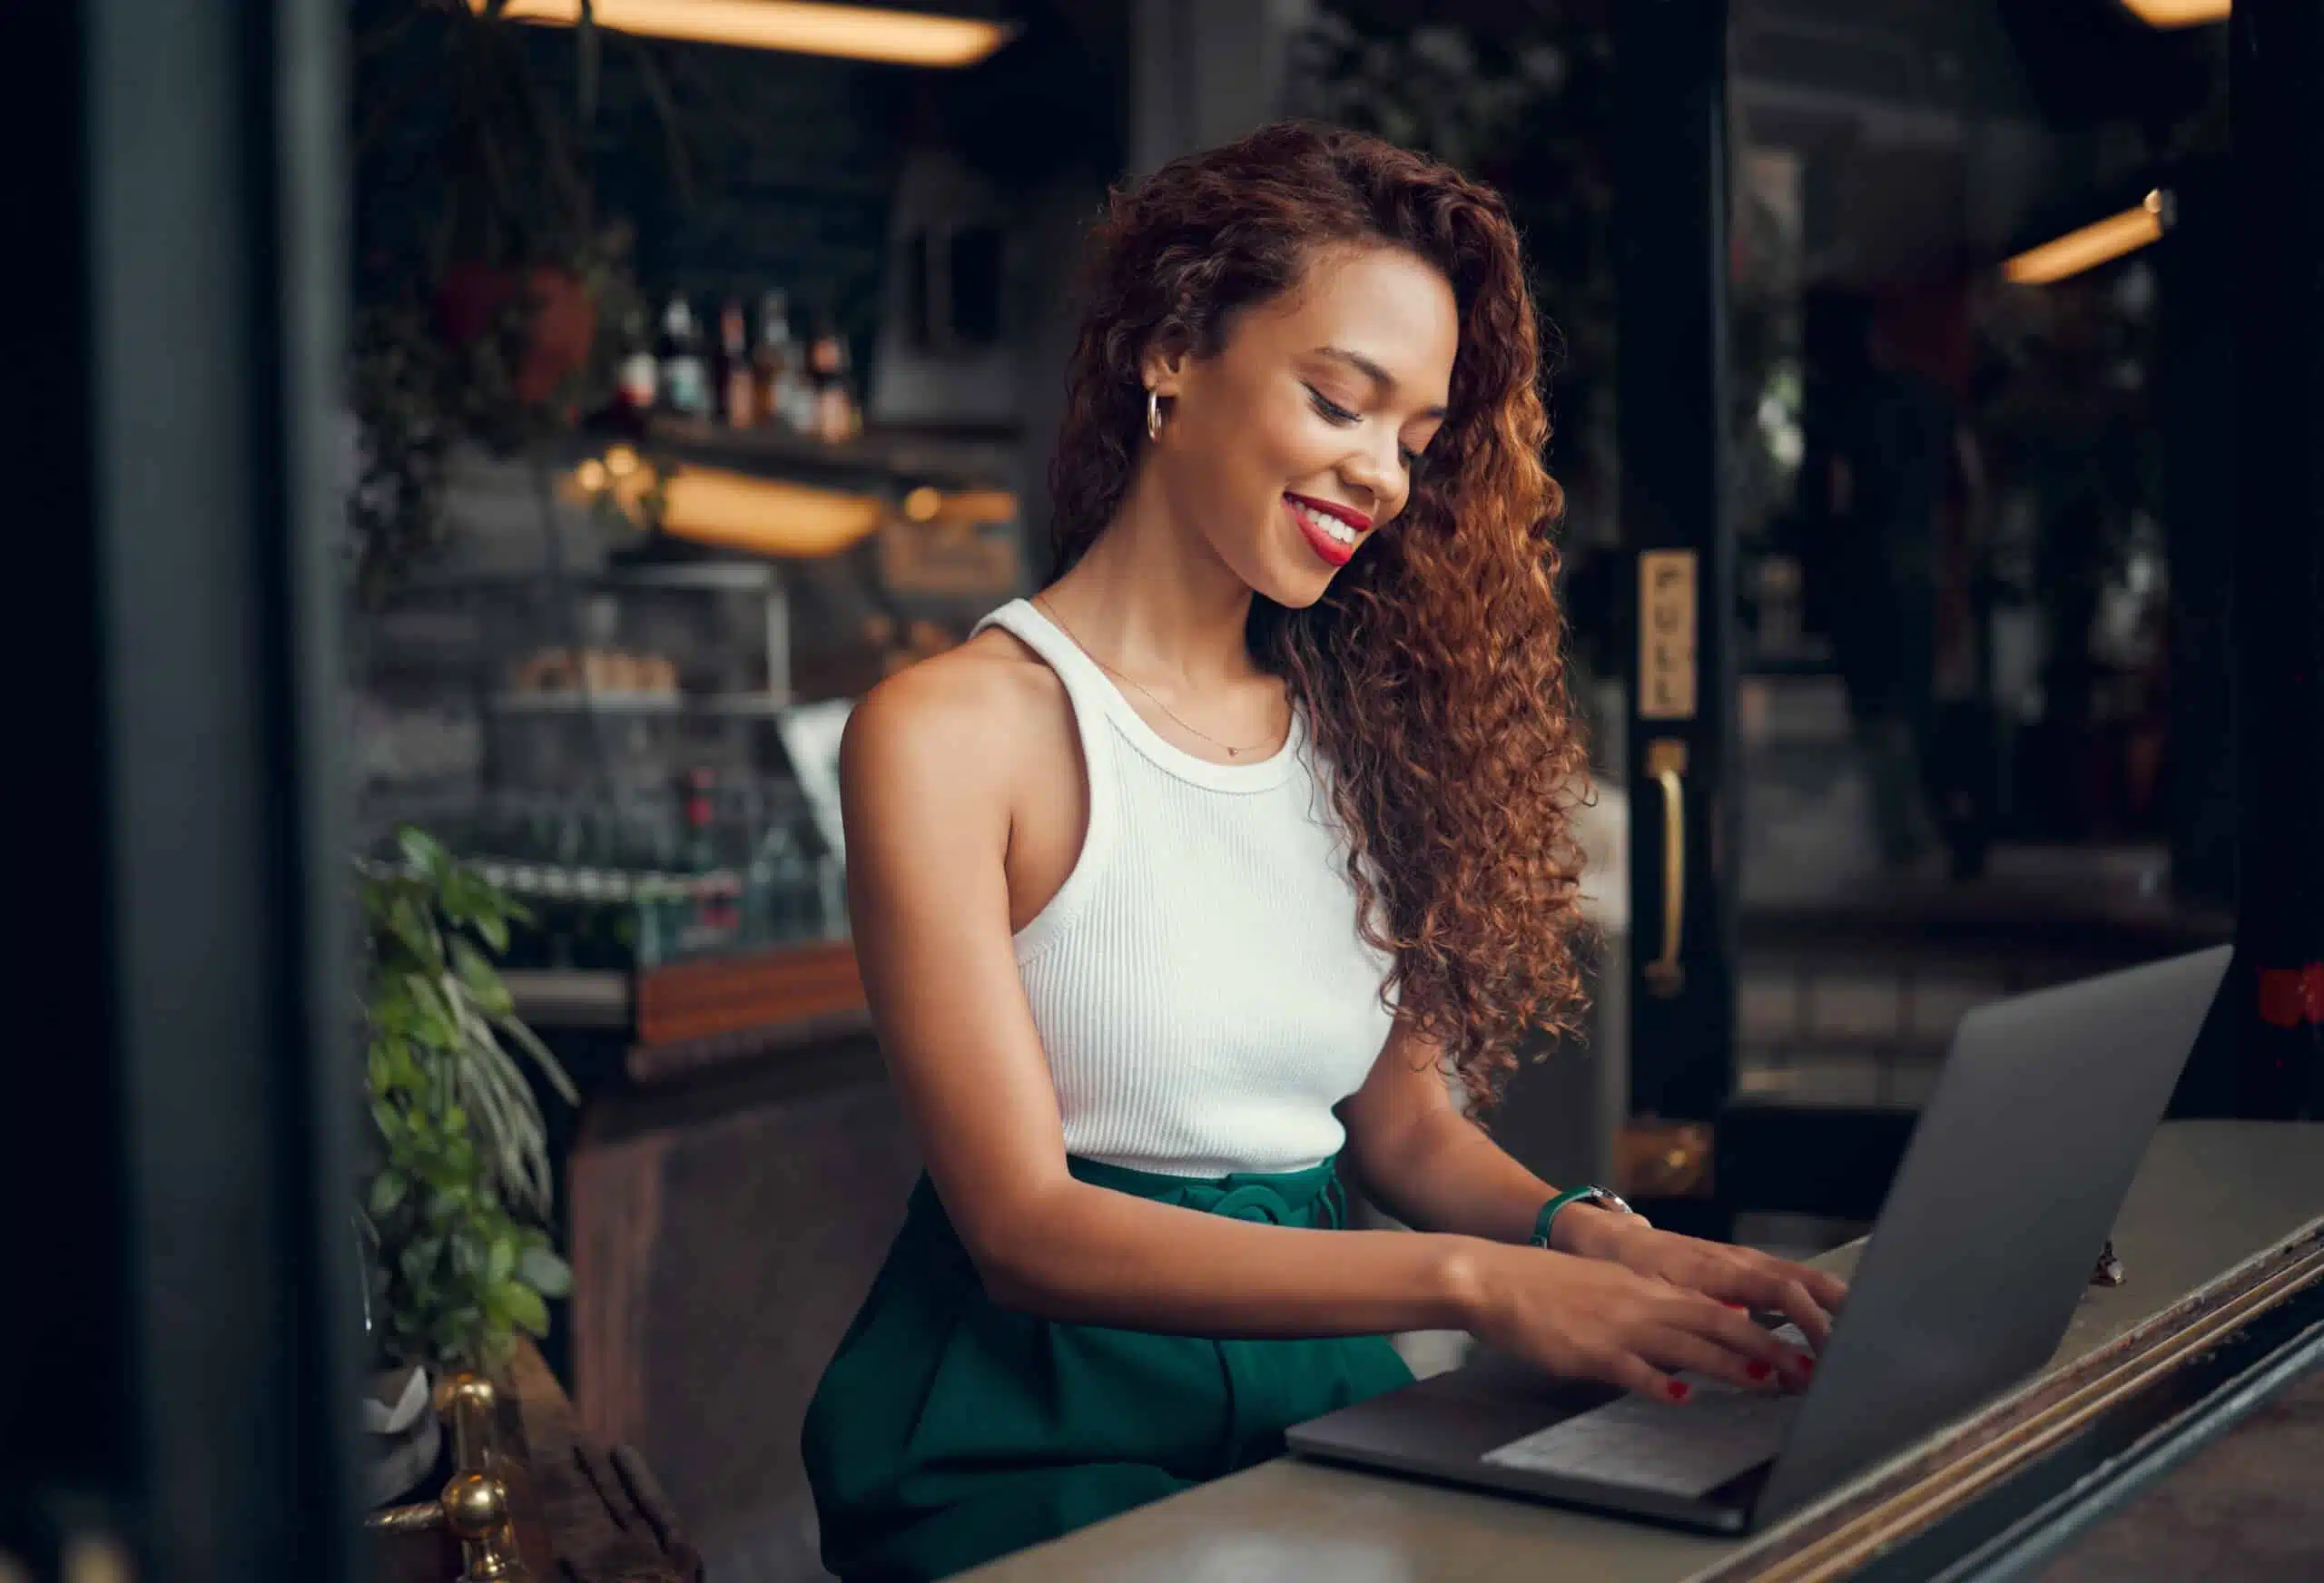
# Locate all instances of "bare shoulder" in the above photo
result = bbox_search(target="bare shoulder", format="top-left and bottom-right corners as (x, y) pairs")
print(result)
(840, 628), (1071, 820)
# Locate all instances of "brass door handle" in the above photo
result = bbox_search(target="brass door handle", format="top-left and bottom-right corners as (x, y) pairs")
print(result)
(1645, 738), (1688, 998)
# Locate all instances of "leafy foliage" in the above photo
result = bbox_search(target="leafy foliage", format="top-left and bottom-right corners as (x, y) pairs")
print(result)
(347, 0), (679, 602)
(359, 828), (579, 1375)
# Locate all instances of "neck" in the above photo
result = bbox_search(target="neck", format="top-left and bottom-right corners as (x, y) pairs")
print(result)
(1042, 463), (1259, 689)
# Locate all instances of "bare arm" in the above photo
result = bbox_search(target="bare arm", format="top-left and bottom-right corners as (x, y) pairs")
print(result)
(1340, 1017), (1568, 1247)
(842, 664), (1475, 1340)
(845, 662), (1821, 1394)
(1342, 1017), (1848, 1347)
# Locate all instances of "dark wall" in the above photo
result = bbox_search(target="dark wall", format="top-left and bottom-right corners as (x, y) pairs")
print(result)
(353, 9), (906, 351)
(595, 44), (907, 346)
(353, 5), (1127, 373)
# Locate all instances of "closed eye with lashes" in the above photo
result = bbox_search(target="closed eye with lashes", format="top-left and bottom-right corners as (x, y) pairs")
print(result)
(1307, 387), (1423, 469)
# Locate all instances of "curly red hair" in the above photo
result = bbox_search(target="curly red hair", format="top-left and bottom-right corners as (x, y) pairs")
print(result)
(1048, 122), (1591, 1110)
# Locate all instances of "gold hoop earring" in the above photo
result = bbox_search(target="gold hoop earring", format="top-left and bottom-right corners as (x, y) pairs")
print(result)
(1147, 388), (1164, 442)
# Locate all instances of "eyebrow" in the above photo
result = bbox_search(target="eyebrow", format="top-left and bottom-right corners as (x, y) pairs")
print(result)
(1315, 346), (1449, 419)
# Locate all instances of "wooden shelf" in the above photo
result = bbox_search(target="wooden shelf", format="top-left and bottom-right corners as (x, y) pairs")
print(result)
(635, 937), (866, 1049)
(510, 939), (873, 1088)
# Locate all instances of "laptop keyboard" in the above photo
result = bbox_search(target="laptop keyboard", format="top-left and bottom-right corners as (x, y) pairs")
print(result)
(1480, 1326), (1810, 1500)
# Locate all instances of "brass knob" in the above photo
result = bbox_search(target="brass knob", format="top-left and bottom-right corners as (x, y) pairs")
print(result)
(435, 1372), (498, 1422)
(442, 1470), (510, 1540)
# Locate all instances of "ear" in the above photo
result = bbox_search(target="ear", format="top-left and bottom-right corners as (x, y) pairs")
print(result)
(1139, 329), (1191, 399)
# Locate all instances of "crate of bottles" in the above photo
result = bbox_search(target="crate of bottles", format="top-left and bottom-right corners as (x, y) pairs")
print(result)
(380, 775), (843, 974)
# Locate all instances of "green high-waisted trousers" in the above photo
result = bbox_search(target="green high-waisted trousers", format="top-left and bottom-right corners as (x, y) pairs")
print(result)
(801, 1155), (1413, 1581)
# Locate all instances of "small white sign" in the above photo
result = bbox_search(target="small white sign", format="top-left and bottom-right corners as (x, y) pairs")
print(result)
(777, 698), (856, 861)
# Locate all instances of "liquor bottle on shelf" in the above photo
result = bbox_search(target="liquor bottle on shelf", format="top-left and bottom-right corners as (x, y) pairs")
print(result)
(570, 867), (606, 969)
(538, 865), (576, 970)
(808, 315), (859, 444)
(754, 288), (812, 434)
(497, 863), (549, 972)
(615, 301), (658, 415)
(600, 870), (641, 968)
(715, 298), (755, 428)
(635, 874), (681, 969)
(675, 768), (743, 955)
(680, 768), (718, 873)
(655, 292), (711, 418)
(750, 822), (818, 946)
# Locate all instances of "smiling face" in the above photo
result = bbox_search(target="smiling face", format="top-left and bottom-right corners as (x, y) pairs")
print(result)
(1141, 242), (1460, 607)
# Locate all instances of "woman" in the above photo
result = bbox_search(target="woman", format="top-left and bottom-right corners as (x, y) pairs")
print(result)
(803, 123), (1846, 1580)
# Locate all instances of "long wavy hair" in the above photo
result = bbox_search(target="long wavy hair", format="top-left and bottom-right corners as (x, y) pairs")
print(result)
(1048, 122), (1591, 1110)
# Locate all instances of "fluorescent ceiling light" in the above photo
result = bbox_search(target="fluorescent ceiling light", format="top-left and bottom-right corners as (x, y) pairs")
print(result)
(2003, 192), (2171, 285)
(2116, 0), (2230, 27)
(488, 0), (1011, 66)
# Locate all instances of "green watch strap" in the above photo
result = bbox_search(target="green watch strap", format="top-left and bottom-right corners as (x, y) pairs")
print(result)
(1531, 1185), (1614, 1250)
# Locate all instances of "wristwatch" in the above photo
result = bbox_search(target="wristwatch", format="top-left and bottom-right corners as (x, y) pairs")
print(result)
(1530, 1184), (1646, 1250)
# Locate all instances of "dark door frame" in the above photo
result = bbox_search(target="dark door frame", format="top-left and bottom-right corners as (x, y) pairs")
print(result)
(1614, 0), (1743, 1238)
(5, 0), (366, 1576)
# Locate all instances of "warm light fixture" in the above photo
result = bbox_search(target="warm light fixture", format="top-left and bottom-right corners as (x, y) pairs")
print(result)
(569, 459), (885, 556)
(486, 0), (1011, 66)
(2003, 191), (2172, 285)
(2116, 0), (2230, 27)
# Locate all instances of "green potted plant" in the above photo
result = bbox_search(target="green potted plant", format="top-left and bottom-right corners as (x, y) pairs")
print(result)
(355, 828), (580, 1501)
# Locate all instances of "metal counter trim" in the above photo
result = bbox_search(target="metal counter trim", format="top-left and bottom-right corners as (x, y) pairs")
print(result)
(1694, 1217), (2324, 1581)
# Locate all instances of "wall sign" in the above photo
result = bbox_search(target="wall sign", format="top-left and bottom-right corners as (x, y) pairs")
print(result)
(1639, 549), (1699, 722)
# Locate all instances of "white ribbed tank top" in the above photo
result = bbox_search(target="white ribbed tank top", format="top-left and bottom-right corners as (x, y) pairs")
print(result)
(969, 598), (1396, 1178)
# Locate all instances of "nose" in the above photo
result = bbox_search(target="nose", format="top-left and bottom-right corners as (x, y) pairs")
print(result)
(1339, 429), (1404, 521)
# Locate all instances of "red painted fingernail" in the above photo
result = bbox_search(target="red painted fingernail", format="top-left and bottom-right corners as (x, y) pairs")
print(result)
(1748, 1361), (1773, 1381)
(1795, 1356), (1817, 1378)
(1667, 1381), (1691, 1402)
(1722, 1302), (1749, 1312)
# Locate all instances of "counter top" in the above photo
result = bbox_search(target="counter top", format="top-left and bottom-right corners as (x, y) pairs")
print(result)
(961, 1121), (2324, 1583)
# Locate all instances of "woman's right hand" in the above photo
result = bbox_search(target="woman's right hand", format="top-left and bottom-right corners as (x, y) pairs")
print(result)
(1457, 1241), (1817, 1404)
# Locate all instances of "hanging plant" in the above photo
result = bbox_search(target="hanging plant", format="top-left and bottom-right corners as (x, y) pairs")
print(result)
(348, 0), (686, 601)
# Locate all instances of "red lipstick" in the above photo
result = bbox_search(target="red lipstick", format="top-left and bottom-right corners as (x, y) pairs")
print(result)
(1284, 492), (1372, 569)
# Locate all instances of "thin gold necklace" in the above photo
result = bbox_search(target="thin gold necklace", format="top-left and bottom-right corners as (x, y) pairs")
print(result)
(1033, 594), (1275, 759)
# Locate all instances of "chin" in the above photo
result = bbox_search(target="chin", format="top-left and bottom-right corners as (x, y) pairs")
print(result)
(1209, 525), (1333, 610)
(1239, 548), (1335, 611)
(1260, 572), (1334, 610)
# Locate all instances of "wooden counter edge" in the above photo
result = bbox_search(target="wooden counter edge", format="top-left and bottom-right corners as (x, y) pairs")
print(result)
(507, 1338), (698, 1583)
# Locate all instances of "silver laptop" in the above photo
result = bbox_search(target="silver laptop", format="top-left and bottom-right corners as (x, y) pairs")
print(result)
(1287, 946), (2232, 1534)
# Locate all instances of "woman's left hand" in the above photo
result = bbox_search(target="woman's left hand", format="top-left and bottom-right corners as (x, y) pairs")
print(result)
(1560, 1211), (1848, 1353)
